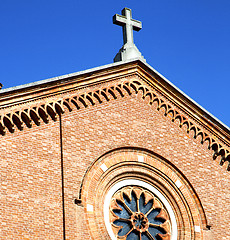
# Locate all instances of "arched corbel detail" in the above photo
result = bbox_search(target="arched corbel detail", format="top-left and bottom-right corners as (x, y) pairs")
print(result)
(211, 143), (219, 160)
(99, 89), (110, 101)
(21, 111), (32, 128)
(218, 148), (227, 161)
(124, 82), (136, 95)
(180, 120), (190, 133)
(150, 96), (160, 106)
(93, 92), (103, 103)
(38, 106), (49, 124)
(46, 104), (57, 121)
(29, 109), (40, 126)
(167, 108), (176, 119)
(136, 85), (147, 98)
(187, 122), (195, 134)
(210, 141), (219, 152)
(174, 115), (183, 127)
(158, 103), (167, 116)
(162, 104), (172, 117)
(129, 82), (139, 94)
(3, 115), (14, 133)
(62, 99), (73, 112)
(202, 135), (211, 148)
(178, 117), (187, 128)
(78, 96), (88, 108)
(70, 98), (81, 110)
(86, 93), (96, 106)
(12, 112), (23, 131)
(143, 91), (154, 102)
(172, 111), (180, 120)
(105, 88), (113, 100)
(115, 85), (124, 98)
(122, 83), (132, 95)
(157, 98), (166, 111)
(107, 88), (117, 100)
(55, 102), (65, 115)
(196, 131), (205, 143)
(189, 125), (198, 139)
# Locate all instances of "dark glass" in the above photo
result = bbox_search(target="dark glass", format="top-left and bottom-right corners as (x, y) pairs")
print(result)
(110, 186), (170, 240)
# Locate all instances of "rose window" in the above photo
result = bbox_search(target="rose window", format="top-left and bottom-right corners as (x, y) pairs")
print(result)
(109, 186), (171, 240)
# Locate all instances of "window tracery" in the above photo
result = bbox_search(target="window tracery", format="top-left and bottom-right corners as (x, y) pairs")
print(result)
(109, 186), (171, 240)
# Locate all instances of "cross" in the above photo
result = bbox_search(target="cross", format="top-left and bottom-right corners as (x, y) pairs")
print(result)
(113, 8), (142, 45)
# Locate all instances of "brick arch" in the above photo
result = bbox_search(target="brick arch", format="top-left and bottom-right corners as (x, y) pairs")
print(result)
(0, 78), (229, 170)
(79, 148), (208, 240)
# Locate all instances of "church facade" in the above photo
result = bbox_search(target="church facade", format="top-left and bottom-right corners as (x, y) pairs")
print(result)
(1, 8), (230, 240)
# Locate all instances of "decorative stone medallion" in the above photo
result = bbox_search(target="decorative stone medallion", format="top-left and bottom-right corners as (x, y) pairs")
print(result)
(109, 186), (171, 240)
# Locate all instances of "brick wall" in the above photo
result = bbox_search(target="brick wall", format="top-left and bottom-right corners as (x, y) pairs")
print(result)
(0, 120), (63, 239)
(0, 72), (229, 239)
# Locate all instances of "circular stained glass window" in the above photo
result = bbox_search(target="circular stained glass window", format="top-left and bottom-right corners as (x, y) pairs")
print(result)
(104, 180), (176, 240)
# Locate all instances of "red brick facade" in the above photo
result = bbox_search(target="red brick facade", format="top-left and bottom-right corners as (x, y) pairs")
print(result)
(0, 60), (229, 239)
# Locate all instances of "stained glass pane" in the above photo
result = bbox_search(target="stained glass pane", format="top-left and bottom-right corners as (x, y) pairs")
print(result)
(109, 186), (171, 240)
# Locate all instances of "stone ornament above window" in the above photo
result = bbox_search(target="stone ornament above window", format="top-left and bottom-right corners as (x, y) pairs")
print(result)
(109, 186), (171, 240)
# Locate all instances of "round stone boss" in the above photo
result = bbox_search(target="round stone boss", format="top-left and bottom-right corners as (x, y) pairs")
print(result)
(104, 179), (177, 240)
(81, 149), (206, 240)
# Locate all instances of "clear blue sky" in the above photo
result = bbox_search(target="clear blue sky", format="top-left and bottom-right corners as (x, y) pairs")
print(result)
(0, 1), (229, 127)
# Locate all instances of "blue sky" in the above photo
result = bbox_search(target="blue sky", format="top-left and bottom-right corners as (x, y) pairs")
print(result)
(0, 1), (229, 127)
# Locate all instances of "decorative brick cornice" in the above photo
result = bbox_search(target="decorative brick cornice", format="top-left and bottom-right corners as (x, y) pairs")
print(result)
(0, 67), (229, 170)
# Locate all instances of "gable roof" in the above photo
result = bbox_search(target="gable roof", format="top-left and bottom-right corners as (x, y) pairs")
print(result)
(0, 58), (230, 170)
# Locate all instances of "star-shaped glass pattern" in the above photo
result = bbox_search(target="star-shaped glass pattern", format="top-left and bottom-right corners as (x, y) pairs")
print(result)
(109, 186), (171, 240)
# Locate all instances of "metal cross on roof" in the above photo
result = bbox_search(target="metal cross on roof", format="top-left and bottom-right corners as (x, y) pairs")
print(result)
(113, 8), (142, 45)
(113, 8), (145, 63)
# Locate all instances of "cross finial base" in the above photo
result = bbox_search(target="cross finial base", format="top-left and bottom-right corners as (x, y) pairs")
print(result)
(114, 43), (145, 62)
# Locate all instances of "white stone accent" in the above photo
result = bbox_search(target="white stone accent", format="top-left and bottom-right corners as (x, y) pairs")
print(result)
(195, 226), (201, 232)
(175, 180), (182, 188)
(87, 204), (93, 212)
(138, 155), (144, 162)
(100, 163), (108, 172)
(104, 179), (178, 240)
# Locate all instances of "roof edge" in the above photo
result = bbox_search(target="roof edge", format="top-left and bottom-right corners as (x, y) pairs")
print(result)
(0, 58), (143, 94)
(0, 57), (229, 135)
